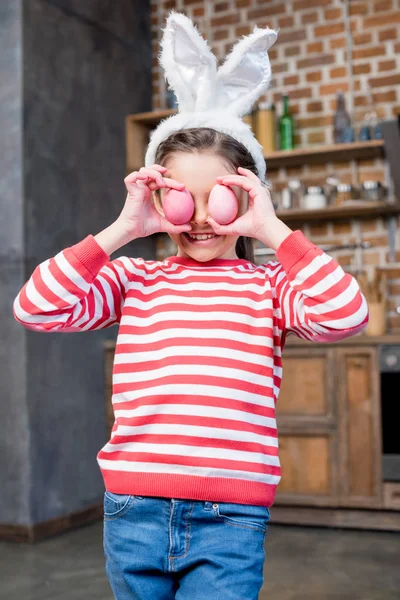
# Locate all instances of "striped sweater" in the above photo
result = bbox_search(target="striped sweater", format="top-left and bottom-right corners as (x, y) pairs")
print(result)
(13, 230), (368, 507)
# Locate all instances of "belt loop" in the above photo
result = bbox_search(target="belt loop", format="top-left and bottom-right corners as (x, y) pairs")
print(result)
(204, 501), (212, 510)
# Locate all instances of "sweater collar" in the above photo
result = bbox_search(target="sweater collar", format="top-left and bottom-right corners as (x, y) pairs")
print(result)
(163, 256), (254, 268)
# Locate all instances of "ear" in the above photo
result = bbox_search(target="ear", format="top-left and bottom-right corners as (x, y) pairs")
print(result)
(159, 12), (217, 112)
(216, 27), (278, 117)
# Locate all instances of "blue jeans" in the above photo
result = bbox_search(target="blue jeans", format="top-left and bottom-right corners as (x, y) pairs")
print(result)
(103, 492), (270, 600)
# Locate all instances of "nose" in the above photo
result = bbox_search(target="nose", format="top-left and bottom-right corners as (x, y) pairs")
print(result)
(190, 200), (208, 226)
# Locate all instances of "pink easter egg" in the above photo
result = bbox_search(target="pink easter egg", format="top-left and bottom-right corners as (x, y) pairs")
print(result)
(208, 184), (238, 225)
(162, 189), (194, 225)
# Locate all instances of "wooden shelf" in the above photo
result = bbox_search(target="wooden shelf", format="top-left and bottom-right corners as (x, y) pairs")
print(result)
(276, 201), (400, 224)
(264, 140), (385, 169)
(126, 111), (385, 171)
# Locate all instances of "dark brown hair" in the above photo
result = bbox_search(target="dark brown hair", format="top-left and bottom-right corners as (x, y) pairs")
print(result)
(154, 128), (256, 263)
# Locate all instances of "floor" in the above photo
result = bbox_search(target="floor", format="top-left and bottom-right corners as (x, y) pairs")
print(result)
(0, 521), (399, 600)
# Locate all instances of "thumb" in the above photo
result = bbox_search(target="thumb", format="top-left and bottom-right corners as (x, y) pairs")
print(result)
(206, 216), (230, 236)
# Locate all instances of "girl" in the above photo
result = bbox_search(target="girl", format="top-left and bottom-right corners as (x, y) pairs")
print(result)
(13, 127), (368, 600)
(13, 13), (368, 600)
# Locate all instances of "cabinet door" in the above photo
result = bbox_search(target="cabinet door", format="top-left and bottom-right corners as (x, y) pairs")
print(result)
(336, 347), (382, 508)
(275, 348), (340, 507)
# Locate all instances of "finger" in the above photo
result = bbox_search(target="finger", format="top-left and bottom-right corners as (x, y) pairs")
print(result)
(238, 167), (260, 183)
(161, 219), (192, 234)
(160, 177), (186, 190)
(138, 168), (165, 184)
(150, 164), (167, 172)
(215, 176), (256, 194)
(125, 171), (163, 189)
(206, 216), (234, 236)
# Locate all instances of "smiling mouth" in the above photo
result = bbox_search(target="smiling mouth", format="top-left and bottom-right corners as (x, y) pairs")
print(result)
(183, 232), (221, 244)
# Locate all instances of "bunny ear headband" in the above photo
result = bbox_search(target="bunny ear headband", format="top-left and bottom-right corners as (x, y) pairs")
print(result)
(145, 12), (278, 182)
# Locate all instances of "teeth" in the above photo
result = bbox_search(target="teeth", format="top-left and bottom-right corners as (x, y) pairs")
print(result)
(188, 234), (216, 240)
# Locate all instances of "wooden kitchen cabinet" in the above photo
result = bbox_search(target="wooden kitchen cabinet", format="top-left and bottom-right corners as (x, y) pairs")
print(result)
(275, 344), (381, 510)
(276, 347), (339, 507)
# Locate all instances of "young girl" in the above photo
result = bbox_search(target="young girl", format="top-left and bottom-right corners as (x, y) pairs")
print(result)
(13, 13), (368, 600)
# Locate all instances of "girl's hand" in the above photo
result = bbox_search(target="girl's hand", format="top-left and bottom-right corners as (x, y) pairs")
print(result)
(206, 167), (292, 249)
(118, 165), (192, 240)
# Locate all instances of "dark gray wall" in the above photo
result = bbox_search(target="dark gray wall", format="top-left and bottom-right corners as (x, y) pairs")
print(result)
(1, 0), (154, 527)
(0, 0), (31, 527)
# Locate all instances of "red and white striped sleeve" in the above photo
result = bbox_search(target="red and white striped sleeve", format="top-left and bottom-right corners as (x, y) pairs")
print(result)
(269, 230), (369, 343)
(13, 235), (133, 333)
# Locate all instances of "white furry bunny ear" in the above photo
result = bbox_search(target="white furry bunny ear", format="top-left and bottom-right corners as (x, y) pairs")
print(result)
(159, 12), (217, 112)
(217, 27), (278, 117)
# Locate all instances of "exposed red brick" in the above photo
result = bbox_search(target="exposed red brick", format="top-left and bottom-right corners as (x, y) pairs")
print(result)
(301, 11), (319, 24)
(277, 16), (295, 28)
(333, 223), (352, 235)
(353, 63), (371, 75)
(353, 32), (372, 45)
(315, 23), (345, 37)
(378, 59), (396, 71)
(214, 2), (229, 11)
(277, 29), (306, 44)
(370, 73), (400, 88)
(288, 87), (313, 100)
(324, 8), (342, 20)
(307, 131), (326, 145)
(320, 82), (349, 96)
(307, 42), (323, 54)
(236, 0), (251, 6)
(388, 315), (400, 331)
(211, 13), (240, 27)
(284, 74), (300, 86)
(296, 115), (332, 128)
(354, 95), (369, 107)
(362, 219), (380, 233)
(330, 37), (346, 49)
(297, 54), (335, 69)
(235, 25), (251, 36)
(349, 2), (369, 15)
(163, 0), (177, 9)
(285, 45), (301, 57)
(374, 90), (398, 103)
(374, 0), (393, 11)
(306, 71), (322, 82)
(193, 6), (204, 17)
(307, 101), (323, 112)
(293, 0), (330, 9)
(353, 46), (386, 59)
(268, 48), (278, 61)
(395, 42), (400, 53)
(273, 62), (289, 73)
(214, 28), (229, 41)
(248, 3), (287, 20)
(309, 223), (329, 237)
(330, 67), (347, 79)
(363, 12), (400, 28)
(379, 27), (398, 42)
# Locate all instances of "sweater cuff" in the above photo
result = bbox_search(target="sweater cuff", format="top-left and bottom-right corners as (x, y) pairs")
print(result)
(69, 235), (110, 277)
(276, 230), (317, 274)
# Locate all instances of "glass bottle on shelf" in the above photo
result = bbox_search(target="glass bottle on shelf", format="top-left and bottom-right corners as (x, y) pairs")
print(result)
(333, 92), (351, 144)
(279, 95), (294, 151)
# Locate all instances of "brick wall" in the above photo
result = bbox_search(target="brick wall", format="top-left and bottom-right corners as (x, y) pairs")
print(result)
(150, 0), (400, 330)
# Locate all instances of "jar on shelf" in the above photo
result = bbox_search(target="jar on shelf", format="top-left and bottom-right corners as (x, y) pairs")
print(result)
(335, 183), (359, 205)
(254, 103), (276, 153)
(360, 181), (387, 202)
(302, 186), (327, 210)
